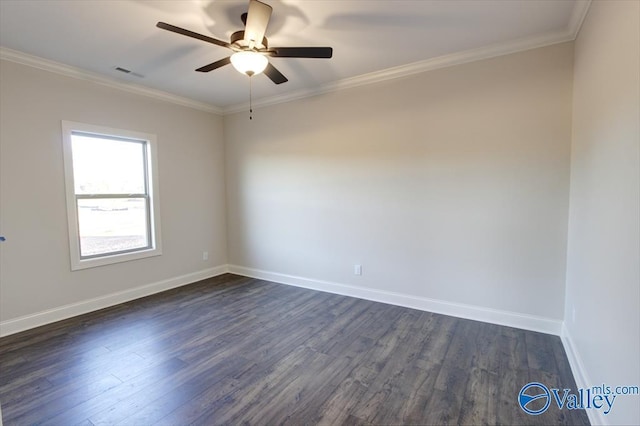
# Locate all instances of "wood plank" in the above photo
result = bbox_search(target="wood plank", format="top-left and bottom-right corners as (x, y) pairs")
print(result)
(525, 330), (558, 372)
(98, 356), (250, 425)
(496, 367), (534, 426)
(0, 274), (589, 426)
(457, 367), (499, 425)
(39, 357), (188, 425)
(309, 365), (379, 425)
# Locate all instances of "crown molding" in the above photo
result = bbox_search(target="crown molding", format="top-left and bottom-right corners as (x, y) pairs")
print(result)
(224, 1), (592, 115)
(223, 30), (574, 114)
(1, 1), (590, 116)
(568, 0), (592, 39)
(0, 47), (224, 115)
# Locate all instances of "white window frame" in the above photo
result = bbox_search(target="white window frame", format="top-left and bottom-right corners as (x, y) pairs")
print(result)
(62, 121), (162, 270)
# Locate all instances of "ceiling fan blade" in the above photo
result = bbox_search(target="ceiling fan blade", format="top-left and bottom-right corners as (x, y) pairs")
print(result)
(263, 63), (288, 84)
(244, 0), (272, 46)
(156, 22), (230, 49)
(265, 47), (333, 58)
(196, 57), (231, 72)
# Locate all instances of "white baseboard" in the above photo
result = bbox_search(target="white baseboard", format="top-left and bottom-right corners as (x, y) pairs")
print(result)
(228, 265), (562, 335)
(0, 265), (229, 337)
(1, 263), (563, 338)
(561, 323), (605, 426)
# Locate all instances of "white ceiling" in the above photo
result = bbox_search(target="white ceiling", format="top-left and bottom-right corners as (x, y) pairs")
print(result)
(0, 0), (589, 113)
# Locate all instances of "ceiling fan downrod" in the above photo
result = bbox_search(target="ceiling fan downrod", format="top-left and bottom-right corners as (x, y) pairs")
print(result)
(249, 73), (254, 120)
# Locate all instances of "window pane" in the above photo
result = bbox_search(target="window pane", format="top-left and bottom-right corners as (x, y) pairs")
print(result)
(71, 133), (146, 195)
(77, 198), (149, 257)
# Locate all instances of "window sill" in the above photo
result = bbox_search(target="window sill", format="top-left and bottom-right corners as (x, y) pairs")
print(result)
(71, 247), (162, 271)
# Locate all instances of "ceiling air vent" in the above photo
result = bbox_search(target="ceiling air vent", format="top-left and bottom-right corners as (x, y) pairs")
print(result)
(114, 67), (144, 78)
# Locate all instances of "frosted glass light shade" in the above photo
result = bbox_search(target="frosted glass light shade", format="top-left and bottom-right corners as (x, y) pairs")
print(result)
(230, 52), (268, 76)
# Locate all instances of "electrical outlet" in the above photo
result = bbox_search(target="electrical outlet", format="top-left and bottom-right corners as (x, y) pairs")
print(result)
(354, 264), (362, 276)
(203, 251), (209, 261)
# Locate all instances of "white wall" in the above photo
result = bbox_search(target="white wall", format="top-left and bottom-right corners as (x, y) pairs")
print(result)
(225, 42), (574, 325)
(0, 60), (227, 329)
(564, 1), (640, 425)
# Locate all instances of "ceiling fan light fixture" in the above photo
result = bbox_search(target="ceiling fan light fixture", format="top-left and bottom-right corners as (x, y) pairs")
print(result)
(230, 51), (268, 76)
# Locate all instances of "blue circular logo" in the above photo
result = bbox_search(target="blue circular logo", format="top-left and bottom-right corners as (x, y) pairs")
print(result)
(518, 382), (551, 415)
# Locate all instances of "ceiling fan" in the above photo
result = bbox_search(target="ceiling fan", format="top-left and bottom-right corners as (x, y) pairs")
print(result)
(156, 0), (333, 85)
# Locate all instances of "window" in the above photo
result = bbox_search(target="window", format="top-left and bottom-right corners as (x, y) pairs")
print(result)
(62, 121), (162, 270)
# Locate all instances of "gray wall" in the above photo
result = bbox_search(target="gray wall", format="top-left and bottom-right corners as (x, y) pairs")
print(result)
(564, 1), (640, 424)
(224, 42), (574, 321)
(0, 60), (228, 323)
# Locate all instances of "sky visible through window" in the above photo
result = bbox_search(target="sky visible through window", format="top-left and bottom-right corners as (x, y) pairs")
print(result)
(71, 134), (145, 194)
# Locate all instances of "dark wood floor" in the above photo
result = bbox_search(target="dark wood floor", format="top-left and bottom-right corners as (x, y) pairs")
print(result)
(0, 274), (589, 425)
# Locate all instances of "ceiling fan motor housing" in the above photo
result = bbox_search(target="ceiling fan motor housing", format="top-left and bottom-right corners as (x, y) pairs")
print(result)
(230, 31), (268, 50)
